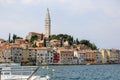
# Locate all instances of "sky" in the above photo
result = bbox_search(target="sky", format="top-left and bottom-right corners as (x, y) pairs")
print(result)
(0, 0), (120, 49)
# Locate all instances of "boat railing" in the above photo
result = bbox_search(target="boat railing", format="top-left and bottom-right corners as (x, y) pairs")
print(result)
(0, 67), (36, 80)
(0, 66), (50, 80)
(27, 66), (40, 80)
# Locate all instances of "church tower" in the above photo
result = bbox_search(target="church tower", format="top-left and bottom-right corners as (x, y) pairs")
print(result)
(45, 8), (51, 38)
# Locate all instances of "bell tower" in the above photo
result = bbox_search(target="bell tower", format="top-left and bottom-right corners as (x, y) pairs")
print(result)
(45, 8), (51, 38)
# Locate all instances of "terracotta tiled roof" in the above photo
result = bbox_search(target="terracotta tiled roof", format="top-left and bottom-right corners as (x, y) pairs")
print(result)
(36, 47), (48, 50)
(29, 32), (43, 35)
(28, 48), (36, 50)
(11, 46), (22, 48)
(1, 45), (11, 49)
(28, 47), (48, 50)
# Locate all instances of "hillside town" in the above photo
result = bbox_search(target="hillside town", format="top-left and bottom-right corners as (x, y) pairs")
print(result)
(0, 9), (120, 66)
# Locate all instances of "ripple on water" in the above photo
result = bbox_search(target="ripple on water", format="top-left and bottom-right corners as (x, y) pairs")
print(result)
(36, 64), (120, 80)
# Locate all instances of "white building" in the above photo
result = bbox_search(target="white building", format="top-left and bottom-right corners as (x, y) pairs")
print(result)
(109, 49), (119, 63)
(77, 50), (86, 64)
(11, 46), (22, 63)
(118, 50), (120, 63)
(28, 48), (37, 64)
(36, 47), (53, 65)
(99, 49), (108, 63)
(57, 48), (74, 64)
(0, 46), (11, 63)
(96, 51), (102, 63)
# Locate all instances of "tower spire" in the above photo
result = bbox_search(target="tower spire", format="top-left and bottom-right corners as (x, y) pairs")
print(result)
(45, 8), (50, 20)
(45, 8), (51, 38)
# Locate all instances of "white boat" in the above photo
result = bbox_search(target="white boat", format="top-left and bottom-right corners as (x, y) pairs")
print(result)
(0, 64), (50, 80)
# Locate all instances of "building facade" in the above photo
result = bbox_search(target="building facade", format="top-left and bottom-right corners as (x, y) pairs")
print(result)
(77, 51), (86, 64)
(0, 46), (11, 63)
(36, 47), (53, 65)
(11, 46), (22, 63)
(57, 48), (74, 64)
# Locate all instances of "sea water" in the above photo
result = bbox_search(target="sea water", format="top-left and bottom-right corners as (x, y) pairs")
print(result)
(36, 64), (120, 80)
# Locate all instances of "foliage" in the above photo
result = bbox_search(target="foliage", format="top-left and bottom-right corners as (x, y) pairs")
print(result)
(8, 33), (11, 43)
(32, 44), (37, 48)
(79, 40), (97, 50)
(50, 34), (97, 49)
(50, 34), (74, 46)
(50, 35), (58, 39)
(13, 34), (17, 42)
(12, 34), (23, 43)
(30, 35), (38, 44)
(43, 38), (46, 47)
(75, 38), (79, 45)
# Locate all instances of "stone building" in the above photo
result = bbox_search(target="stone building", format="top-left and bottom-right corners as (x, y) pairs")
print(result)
(45, 8), (51, 38)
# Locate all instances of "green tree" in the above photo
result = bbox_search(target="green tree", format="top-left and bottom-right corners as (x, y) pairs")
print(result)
(80, 40), (97, 50)
(80, 40), (90, 46)
(12, 34), (23, 43)
(69, 36), (74, 45)
(43, 38), (46, 47)
(50, 35), (58, 40)
(76, 38), (79, 45)
(8, 33), (11, 43)
(60, 39), (62, 47)
(51, 34), (73, 41)
(30, 35), (38, 44)
(58, 34), (64, 39)
(91, 43), (97, 50)
(50, 34), (74, 46)
(13, 34), (17, 43)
